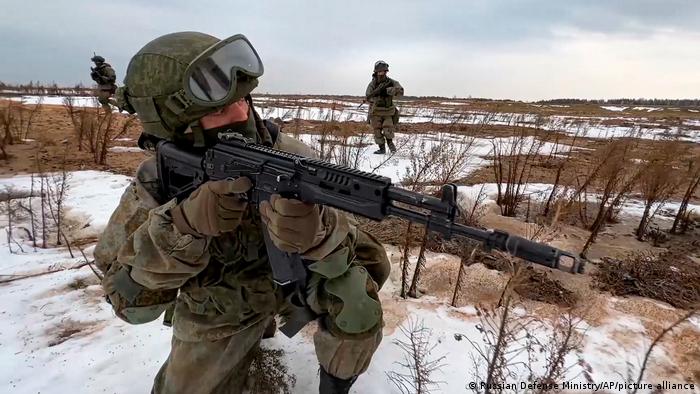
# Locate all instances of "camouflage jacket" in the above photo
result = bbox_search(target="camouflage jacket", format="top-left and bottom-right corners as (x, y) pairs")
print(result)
(365, 77), (404, 116)
(91, 63), (117, 90)
(94, 132), (390, 341)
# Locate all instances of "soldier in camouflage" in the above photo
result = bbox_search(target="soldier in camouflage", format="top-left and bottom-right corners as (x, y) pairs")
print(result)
(365, 61), (404, 154)
(94, 32), (390, 394)
(90, 55), (117, 109)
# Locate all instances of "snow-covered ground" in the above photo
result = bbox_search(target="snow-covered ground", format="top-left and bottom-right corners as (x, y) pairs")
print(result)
(296, 132), (585, 184)
(9, 95), (699, 143)
(260, 103), (700, 143)
(600, 106), (628, 112)
(456, 182), (700, 222)
(8, 95), (100, 108)
(1, 169), (698, 393)
(108, 146), (143, 153)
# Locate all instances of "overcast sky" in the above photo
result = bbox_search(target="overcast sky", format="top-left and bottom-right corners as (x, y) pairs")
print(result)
(1, 0), (699, 100)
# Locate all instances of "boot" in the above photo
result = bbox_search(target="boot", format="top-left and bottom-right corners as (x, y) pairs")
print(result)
(319, 367), (357, 394)
(373, 144), (386, 154)
(386, 139), (396, 153)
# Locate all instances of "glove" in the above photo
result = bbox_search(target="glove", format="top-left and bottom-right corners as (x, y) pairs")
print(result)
(170, 178), (252, 237)
(379, 86), (388, 97)
(259, 194), (325, 254)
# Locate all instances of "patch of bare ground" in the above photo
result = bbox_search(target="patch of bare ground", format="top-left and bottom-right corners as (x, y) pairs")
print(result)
(380, 296), (410, 335)
(247, 347), (296, 394)
(0, 100), (145, 177)
(669, 327), (700, 383)
(46, 318), (106, 347)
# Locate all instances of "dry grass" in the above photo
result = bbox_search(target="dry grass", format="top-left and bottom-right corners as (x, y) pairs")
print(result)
(47, 319), (104, 347)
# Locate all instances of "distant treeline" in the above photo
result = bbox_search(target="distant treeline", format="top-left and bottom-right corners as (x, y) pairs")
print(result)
(0, 81), (93, 96)
(536, 98), (700, 107)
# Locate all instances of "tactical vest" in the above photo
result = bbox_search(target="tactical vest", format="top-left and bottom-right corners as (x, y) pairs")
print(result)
(370, 77), (398, 116)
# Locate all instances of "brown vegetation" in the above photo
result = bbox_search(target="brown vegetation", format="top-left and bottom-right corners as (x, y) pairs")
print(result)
(594, 244), (700, 309)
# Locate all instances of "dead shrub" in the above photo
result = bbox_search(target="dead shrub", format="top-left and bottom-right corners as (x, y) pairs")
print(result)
(387, 318), (446, 394)
(63, 98), (137, 164)
(514, 266), (578, 308)
(478, 253), (578, 307)
(594, 250), (700, 309)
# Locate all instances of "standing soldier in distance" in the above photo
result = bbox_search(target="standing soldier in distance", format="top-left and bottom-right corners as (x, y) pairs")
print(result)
(93, 31), (390, 394)
(90, 55), (117, 109)
(365, 60), (404, 154)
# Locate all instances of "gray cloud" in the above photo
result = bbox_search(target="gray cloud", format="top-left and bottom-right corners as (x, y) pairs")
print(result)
(1, 0), (699, 99)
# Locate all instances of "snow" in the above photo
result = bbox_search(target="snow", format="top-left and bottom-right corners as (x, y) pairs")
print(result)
(11, 95), (700, 143)
(9, 95), (99, 108)
(632, 106), (662, 112)
(456, 183), (700, 222)
(601, 106), (628, 112)
(108, 146), (142, 153)
(439, 101), (469, 106)
(0, 171), (131, 234)
(0, 170), (697, 393)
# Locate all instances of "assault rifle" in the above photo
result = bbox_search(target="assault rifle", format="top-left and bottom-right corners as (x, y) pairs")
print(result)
(156, 132), (584, 287)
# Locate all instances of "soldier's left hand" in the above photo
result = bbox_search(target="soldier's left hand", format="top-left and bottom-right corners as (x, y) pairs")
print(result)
(260, 195), (325, 254)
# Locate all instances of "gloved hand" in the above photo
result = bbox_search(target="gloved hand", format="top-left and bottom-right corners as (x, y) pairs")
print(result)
(378, 86), (388, 97)
(259, 194), (325, 254)
(170, 178), (252, 237)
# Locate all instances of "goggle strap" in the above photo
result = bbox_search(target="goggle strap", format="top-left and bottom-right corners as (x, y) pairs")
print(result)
(165, 89), (194, 115)
(187, 121), (206, 148)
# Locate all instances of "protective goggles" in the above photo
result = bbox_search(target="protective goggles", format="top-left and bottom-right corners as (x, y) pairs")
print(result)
(183, 34), (264, 106)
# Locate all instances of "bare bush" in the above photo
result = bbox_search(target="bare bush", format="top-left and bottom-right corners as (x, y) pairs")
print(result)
(671, 158), (700, 234)
(4, 187), (25, 254)
(462, 267), (540, 393)
(0, 99), (43, 147)
(11, 98), (43, 141)
(542, 126), (586, 217)
(635, 142), (686, 240)
(387, 318), (446, 394)
(459, 184), (488, 226)
(535, 312), (588, 391)
(63, 98), (136, 164)
(451, 248), (478, 307)
(491, 116), (549, 217)
(45, 167), (73, 255)
(580, 138), (642, 257)
(398, 138), (443, 298)
(408, 133), (478, 298)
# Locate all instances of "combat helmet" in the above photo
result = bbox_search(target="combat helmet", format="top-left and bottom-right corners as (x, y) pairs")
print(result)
(116, 31), (264, 145)
(91, 55), (105, 63)
(374, 60), (389, 73)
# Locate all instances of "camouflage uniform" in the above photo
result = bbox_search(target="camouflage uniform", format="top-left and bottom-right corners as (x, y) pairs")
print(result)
(365, 62), (404, 153)
(90, 56), (117, 109)
(94, 32), (391, 394)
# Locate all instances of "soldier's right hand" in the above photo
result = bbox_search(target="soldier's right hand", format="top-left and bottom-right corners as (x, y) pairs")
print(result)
(170, 178), (252, 237)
